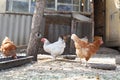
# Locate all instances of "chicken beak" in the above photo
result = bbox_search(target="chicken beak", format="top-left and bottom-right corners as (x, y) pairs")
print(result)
(41, 38), (44, 42)
(101, 40), (103, 44)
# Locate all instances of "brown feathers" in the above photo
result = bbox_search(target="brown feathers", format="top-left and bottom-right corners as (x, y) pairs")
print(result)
(71, 34), (103, 63)
(0, 37), (17, 59)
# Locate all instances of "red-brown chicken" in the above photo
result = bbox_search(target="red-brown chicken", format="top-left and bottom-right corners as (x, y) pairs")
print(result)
(0, 37), (17, 59)
(71, 34), (103, 65)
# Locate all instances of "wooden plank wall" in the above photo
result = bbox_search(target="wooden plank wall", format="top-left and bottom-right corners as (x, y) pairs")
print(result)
(76, 22), (92, 42)
(47, 24), (71, 54)
(43, 17), (71, 54)
(42, 17), (93, 55)
(70, 21), (92, 54)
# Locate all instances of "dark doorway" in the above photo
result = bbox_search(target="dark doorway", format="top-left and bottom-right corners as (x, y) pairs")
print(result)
(94, 0), (105, 39)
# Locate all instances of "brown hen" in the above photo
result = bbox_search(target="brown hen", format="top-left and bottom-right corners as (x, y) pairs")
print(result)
(0, 37), (17, 59)
(71, 34), (103, 66)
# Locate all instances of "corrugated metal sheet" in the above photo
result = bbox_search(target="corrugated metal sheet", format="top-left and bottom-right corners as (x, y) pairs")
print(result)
(0, 13), (32, 45)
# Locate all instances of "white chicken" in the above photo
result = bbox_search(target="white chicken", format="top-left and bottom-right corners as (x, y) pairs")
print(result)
(41, 36), (66, 60)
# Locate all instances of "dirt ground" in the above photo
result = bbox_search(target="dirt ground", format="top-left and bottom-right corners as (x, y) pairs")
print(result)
(0, 47), (120, 80)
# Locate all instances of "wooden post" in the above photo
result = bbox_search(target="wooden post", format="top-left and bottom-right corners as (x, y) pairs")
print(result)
(27, 0), (45, 61)
(90, 63), (116, 70)
(70, 19), (76, 54)
(91, 0), (94, 42)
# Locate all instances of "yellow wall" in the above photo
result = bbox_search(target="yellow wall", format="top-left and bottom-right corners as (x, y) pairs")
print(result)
(0, 0), (6, 13)
(106, 0), (120, 46)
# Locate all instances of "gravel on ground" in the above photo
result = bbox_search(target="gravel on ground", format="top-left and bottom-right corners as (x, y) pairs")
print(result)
(0, 47), (120, 80)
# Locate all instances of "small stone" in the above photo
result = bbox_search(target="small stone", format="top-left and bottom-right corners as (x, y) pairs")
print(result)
(49, 67), (52, 70)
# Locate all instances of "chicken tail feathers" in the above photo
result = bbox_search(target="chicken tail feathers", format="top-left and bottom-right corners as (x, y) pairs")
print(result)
(57, 36), (66, 48)
(81, 36), (88, 42)
(59, 34), (70, 42)
(58, 36), (63, 41)
(58, 36), (65, 44)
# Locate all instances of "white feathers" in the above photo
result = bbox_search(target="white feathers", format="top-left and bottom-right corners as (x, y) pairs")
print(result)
(42, 37), (66, 60)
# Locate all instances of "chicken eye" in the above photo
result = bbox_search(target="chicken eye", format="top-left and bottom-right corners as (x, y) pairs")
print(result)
(35, 32), (42, 38)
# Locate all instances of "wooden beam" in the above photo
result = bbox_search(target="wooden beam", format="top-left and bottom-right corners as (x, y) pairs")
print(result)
(90, 63), (116, 70)
(72, 13), (92, 22)
(116, 56), (120, 65)
(63, 55), (76, 60)
(44, 10), (92, 16)
(70, 19), (76, 54)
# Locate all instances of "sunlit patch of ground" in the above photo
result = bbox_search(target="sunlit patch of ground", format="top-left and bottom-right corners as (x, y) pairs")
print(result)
(0, 47), (120, 80)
